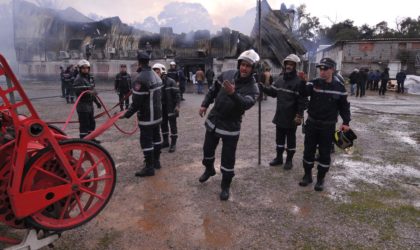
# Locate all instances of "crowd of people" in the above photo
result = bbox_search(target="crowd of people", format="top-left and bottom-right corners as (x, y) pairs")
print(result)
(348, 67), (407, 96)
(57, 49), (369, 201)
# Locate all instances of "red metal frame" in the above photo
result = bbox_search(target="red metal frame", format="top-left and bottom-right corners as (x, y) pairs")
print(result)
(0, 53), (116, 241)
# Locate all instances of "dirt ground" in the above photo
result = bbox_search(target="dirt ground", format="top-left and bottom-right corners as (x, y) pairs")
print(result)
(1, 81), (419, 249)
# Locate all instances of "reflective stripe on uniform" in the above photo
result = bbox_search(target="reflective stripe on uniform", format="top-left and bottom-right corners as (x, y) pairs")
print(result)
(215, 128), (240, 136)
(206, 119), (240, 136)
(303, 159), (314, 164)
(143, 147), (154, 152)
(204, 156), (215, 160)
(153, 141), (162, 145)
(277, 144), (285, 148)
(165, 87), (179, 90)
(313, 88), (347, 96)
(132, 90), (149, 95)
(138, 118), (162, 126)
(220, 166), (234, 172)
(318, 162), (330, 168)
(205, 119), (215, 129)
(286, 148), (296, 151)
(271, 86), (299, 95)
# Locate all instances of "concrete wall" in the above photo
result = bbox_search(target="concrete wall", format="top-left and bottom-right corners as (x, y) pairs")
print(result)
(316, 40), (420, 78)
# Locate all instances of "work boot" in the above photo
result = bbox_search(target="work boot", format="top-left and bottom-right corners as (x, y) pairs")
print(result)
(168, 136), (177, 153)
(283, 150), (295, 170)
(162, 134), (169, 149)
(299, 165), (313, 186)
(220, 175), (232, 201)
(269, 148), (284, 166)
(314, 167), (328, 191)
(199, 165), (216, 183)
(153, 148), (161, 169)
(135, 156), (155, 177)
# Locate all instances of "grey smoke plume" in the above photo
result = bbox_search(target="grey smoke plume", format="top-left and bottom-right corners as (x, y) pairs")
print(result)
(228, 7), (256, 36)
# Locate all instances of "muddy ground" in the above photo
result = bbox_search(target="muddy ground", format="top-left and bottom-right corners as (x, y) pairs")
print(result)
(1, 81), (419, 249)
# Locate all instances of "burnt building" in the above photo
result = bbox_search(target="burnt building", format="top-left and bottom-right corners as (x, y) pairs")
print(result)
(12, 0), (305, 80)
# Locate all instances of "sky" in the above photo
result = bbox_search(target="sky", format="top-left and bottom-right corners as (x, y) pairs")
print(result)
(1, 0), (419, 32)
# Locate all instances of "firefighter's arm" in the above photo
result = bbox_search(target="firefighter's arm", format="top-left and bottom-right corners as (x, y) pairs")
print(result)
(228, 82), (259, 111)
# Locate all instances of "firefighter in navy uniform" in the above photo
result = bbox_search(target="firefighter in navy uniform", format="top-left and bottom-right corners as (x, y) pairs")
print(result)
(152, 63), (181, 153)
(299, 58), (351, 191)
(198, 49), (260, 201)
(73, 59), (101, 140)
(120, 52), (163, 177)
(63, 65), (76, 104)
(114, 64), (132, 111)
(260, 54), (307, 170)
(167, 62), (180, 85)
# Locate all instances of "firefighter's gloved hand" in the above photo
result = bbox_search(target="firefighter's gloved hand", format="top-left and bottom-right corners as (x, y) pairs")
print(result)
(294, 115), (303, 126)
(96, 102), (102, 109)
(199, 107), (207, 117)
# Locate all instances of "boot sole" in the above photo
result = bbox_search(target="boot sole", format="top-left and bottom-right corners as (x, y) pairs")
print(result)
(199, 172), (216, 183)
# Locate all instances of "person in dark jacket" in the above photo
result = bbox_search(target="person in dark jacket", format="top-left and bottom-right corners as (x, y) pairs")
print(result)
(373, 70), (381, 90)
(396, 70), (407, 93)
(63, 65), (75, 104)
(260, 54), (307, 170)
(299, 57), (351, 192)
(379, 67), (390, 96)
(357, 68), (367, 97)
(206, 68), (215, 86)
(179, 68), (187, 101)
(152, 63), (181, 153)
(114, 64), (132, 111)
(73, 59), (101, 140)
(120, 52), (163, 177)
(348, 68), (359, 96)
(59, 66), (65, 98)
(198, 49), (260, 201)
(367, 70), (375, 90)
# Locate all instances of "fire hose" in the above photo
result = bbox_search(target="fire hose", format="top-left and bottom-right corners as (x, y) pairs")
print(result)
(47, 90), (138, 136)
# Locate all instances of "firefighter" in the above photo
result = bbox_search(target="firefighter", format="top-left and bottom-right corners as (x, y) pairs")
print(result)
(152, 63), (180, 153)
(120, 52), (163, 177)
(114, 64), (132, 111)
(167, 62), (180, 84)
(260, 54), (307, 170)
(62, 65), (75, 104)
(198, 49), (260, 200)
(73, 59), (102, 140)
(299, 57), (351, 191)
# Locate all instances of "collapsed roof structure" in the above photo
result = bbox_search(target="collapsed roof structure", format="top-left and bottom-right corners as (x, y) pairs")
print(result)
(13, 0), (305, 65)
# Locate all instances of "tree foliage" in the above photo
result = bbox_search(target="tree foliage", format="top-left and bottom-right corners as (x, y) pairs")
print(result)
(294, 4), (420, 47)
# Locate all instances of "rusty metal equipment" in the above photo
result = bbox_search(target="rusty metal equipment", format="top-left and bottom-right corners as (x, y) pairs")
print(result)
(0, 54), (117, 249)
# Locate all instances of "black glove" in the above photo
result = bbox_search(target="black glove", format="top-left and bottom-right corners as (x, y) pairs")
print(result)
(96, 102), (102, 109)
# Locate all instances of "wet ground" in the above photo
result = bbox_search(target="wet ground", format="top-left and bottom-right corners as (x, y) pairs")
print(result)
(1, 81), (419, 249)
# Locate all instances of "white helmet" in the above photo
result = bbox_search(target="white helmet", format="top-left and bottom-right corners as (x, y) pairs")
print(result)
(152, 63), (166, 74)
(78, 59), (90, 68)
(282, 54), (300, 66)
(170, 61), (176, 66)
(238, 49), (260, 65)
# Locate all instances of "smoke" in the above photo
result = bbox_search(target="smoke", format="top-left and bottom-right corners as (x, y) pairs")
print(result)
(158, 2), (215, 33)
(131, 16), (160, 33)
(0, 2), (17, 69)
(31, 0), (63, 9)
(228, 7), (255, 36)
